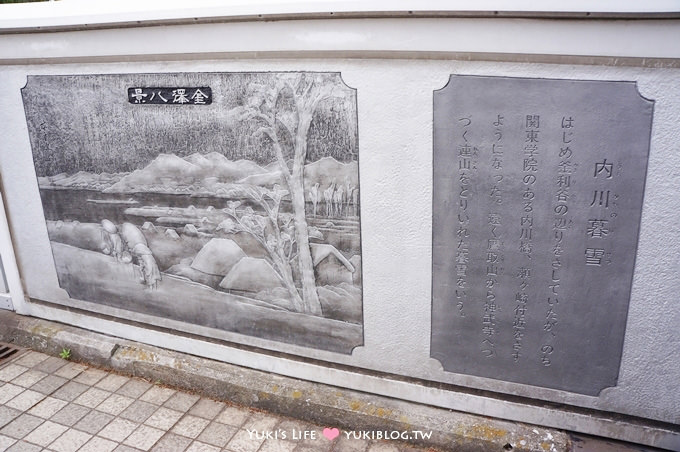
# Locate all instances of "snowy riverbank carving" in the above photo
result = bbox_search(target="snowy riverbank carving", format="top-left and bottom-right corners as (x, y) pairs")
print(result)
(24, 72), (362, 353)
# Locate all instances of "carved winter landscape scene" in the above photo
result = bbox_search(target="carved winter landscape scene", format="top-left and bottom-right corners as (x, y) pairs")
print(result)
(22, 73), (362, 353)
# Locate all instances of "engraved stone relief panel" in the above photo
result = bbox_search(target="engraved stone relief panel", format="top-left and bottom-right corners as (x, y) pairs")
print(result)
(22, 73), (362, 354)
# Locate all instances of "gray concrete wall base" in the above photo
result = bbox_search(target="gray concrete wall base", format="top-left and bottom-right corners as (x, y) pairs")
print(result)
(0, 310), (570, 452)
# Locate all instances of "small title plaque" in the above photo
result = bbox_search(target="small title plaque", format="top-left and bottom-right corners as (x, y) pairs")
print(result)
(432, 75), (653, 395)
(128, 87), (212, 105)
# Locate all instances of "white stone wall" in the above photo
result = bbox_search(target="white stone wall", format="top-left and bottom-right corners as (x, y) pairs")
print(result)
(1, 10), (678, 448)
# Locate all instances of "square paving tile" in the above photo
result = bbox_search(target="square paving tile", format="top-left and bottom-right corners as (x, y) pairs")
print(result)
(74, 368), (108, 386)
(114, 445), (144, 452)
(0, 433), (16, 450)
(6, 389), (45, 411)
(0, 413), (44, 439)
(78, 435), (119, 452)
(73, 387), (111, 408)
(224, 428), (264, 452)
(0, 406), (22, 429)
(54, 362), (88, 380)
(171, 415), (210, 439)
(259, 437), (297, 452)
(144, 407), (184, 431)
(6, 439), (42, 452)
(10, 369), (47, 388)
(188, 399), (225, 420)
(52, 381), (89, 402)
(163, 392), (200, 412)
(0, 384), (23, 405)
(150, 432), (192, 452)
(30, 375), (68, 395)
(214, 406), (250, 427)
(96, 393), (135, 415)
(28, 397), (68, 419)
(196, 421), (236, 448)
(22, 420), (69, 447)
(117, 379), (153, 399)
(12, 352), (48, 368)
(51, 403), (91, 427)
(98, 418), (140, 442)
(73, 409), (115, 435)
(33, 357), (68, 374)
(96, 374), (131, 392)
(241, 412), (279, 432)
(123, 425), (165, 451)
(120, 400), (158, 423)
(185, 440), (221, 452)
(48, 428), (92, 452)
(140, 386), (176, 405)
(0, 365), (27, 383)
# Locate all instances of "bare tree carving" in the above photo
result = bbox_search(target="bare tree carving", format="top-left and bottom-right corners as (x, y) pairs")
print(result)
(217, 185), (322, 313)
(228, 73), (349, 315)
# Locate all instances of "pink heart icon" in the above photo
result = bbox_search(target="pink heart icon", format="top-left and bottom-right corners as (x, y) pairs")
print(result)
(322, 427), (340, 440)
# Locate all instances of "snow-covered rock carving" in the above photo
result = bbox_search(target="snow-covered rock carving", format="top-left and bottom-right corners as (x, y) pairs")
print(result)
(165, 229), (180, 240)
(183, 224), (199, 237)
(166, 262), (222, 289)
(190, 238), (246, 276)
(219, 257), (284, 292)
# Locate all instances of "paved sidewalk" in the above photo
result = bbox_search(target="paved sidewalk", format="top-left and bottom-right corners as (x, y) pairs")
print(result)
(0, 350), (438, 452)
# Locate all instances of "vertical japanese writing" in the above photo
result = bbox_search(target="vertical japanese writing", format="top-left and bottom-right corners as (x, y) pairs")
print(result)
(541, 115), (575, 366)
(482, 115), (505, 358)
(455, 116), (477, 318)
(586, 157), (617, 267)
(512, 114), (539, 362)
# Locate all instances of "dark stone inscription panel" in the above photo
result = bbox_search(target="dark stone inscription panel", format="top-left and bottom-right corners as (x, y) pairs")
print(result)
(432, 75), (653, 395)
